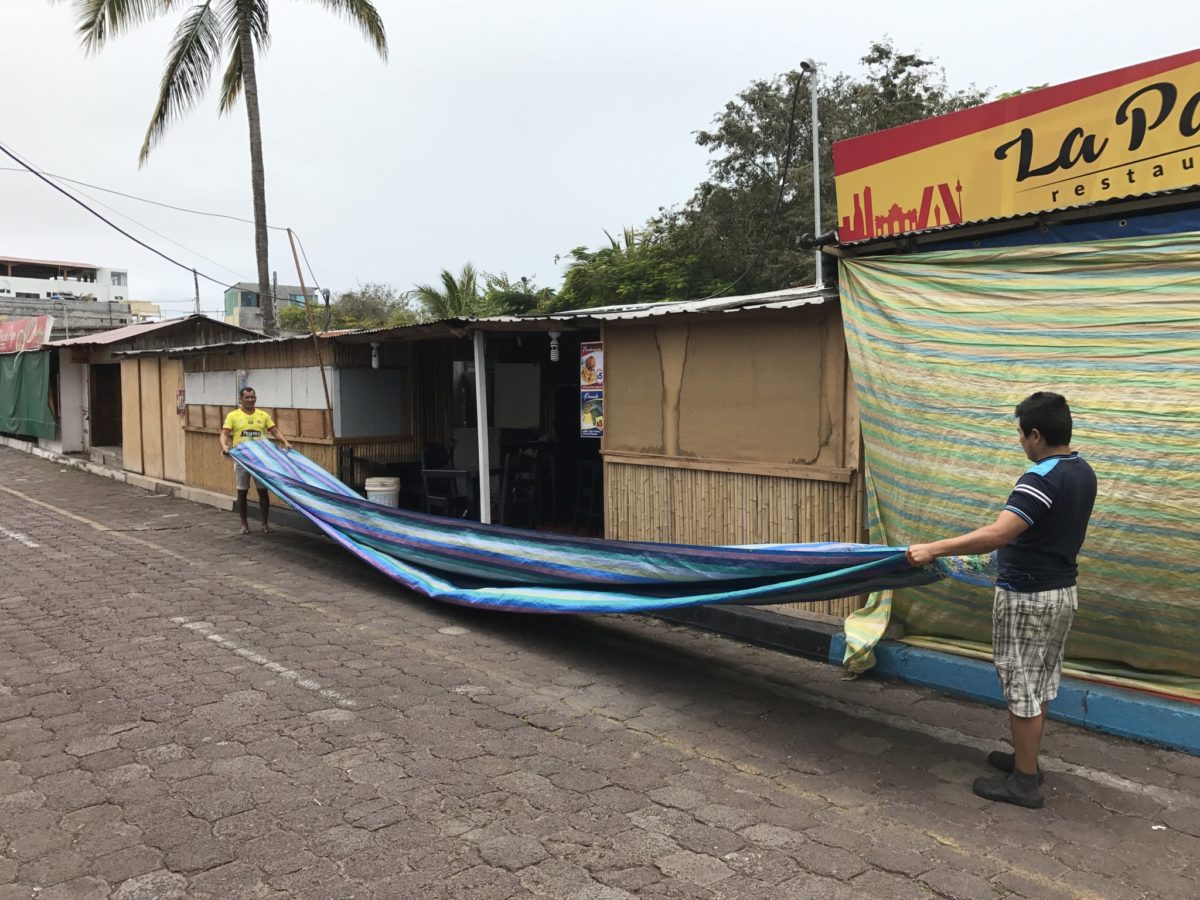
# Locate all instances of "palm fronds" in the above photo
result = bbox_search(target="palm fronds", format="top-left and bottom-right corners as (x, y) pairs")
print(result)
(139, 1), (223, 163)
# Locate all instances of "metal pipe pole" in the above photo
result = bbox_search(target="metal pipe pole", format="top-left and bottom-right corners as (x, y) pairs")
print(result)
(287, 228), (334, 435)
(472, 330), (492, 524)
(810, 65), (822, 288)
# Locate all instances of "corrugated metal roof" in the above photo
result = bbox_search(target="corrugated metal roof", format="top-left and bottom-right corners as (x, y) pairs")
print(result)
(114, 286), (836, 356)
(551, 285), (834, 319)
(45, 314), (259, 347)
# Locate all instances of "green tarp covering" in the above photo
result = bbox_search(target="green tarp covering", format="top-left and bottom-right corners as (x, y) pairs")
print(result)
(0, 351), (55, 440)
(839, 232), (1200, 691)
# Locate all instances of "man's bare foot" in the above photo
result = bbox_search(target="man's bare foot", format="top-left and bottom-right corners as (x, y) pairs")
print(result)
(240, 525), (251, 535)
(261, 524), (272, 534)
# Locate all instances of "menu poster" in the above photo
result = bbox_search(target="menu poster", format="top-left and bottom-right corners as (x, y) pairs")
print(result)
(580, 390), (604, 439)
(580, 342), (604, 388)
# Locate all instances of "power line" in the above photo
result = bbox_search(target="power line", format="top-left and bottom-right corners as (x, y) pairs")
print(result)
(45, 175), (250, 282)
(0, 139), (301, 303)
(0, 165), (288, 231)
(0, 161), (324, 281)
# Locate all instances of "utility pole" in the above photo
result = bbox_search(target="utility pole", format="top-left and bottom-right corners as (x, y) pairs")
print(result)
(803, 59), (823, 289)
(192, 269), (200, 315)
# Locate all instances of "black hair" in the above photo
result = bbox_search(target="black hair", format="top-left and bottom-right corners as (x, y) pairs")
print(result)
(1015, 392), (1072, 446)
(239, 386), (255, 397)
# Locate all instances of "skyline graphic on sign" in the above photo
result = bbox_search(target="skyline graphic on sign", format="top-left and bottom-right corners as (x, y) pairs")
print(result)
(838, 181), (965, 242)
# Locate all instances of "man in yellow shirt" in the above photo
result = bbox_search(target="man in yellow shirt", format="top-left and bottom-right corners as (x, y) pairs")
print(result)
(219, 386), (292, 534)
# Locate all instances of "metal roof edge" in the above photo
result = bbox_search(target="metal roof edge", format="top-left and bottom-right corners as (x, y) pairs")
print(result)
(45, 314), (262, 348)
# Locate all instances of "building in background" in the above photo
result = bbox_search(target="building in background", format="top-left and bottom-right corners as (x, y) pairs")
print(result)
(0, 255), (134, 340)
(223, 281), (316, 330)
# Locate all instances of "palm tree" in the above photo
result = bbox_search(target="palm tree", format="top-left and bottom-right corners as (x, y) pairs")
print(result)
(409, 263), (484, 321)
(66, 0), (387, 336)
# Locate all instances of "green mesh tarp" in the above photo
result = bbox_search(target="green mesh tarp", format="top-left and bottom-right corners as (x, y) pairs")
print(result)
(839, 232), (1200, 689)
(0, 351), (55, 440)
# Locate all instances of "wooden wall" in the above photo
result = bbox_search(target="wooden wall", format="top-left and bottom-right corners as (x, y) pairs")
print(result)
(122, 357), (186, 482)
(185, 404), (333, 443)
(601, 305), (867, 619)
(181, 339), (324, 373)
(185, 430), (338, 495)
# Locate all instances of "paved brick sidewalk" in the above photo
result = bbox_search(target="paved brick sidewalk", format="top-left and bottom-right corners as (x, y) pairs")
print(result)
(0, 447), (1197, 899)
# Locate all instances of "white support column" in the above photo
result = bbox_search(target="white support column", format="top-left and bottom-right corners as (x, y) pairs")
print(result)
(810, 65), (823, 289)
(472, 330), (492, 523)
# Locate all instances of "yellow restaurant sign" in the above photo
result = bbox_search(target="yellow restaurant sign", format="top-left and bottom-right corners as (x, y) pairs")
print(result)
(832, 49), (1200, 241)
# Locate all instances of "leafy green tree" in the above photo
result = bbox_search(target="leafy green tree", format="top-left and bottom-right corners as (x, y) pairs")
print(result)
(551, 227), (716, 311)
(276, 282), (417, 333)
(337, 282), (420, 327)
(64, 0), (388, 336)
(408, 263), (489, 321)
(481, 272), (556, 315)
(559, 39), (988, 308)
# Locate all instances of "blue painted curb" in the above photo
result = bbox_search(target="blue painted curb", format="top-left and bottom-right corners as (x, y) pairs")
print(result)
(830, 634), (1200, 756)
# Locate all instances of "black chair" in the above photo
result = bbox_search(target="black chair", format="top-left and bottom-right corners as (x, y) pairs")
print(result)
(421, 442), (451, 469)
(500, 445), (542, 528)
(421, 468), (472, 519)
(574, 458), (603, 535)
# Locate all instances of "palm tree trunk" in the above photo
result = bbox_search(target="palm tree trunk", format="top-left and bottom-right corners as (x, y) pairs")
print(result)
(237, 4), (274, 336)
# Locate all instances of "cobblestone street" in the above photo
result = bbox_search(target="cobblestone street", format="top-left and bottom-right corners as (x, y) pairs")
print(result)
(1, 446), (1197, 899)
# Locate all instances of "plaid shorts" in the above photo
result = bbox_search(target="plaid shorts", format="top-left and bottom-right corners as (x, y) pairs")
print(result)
(992, 585), (1077, 718)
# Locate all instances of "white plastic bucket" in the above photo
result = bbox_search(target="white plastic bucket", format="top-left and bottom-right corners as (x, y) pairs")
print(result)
(364, 476), (400, 508)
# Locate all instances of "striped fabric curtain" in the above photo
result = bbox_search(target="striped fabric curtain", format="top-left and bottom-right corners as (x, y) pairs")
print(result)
(839, 232), (1200, 689)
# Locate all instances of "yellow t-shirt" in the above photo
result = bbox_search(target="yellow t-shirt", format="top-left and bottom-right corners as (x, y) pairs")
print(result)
(222, 408), (275, 446)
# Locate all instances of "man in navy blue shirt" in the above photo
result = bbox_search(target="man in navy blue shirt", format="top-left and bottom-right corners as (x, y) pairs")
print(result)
(907, 392), (1097, 809)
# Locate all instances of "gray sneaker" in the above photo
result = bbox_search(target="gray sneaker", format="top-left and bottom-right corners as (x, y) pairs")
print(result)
(987, 750), (1045, 784)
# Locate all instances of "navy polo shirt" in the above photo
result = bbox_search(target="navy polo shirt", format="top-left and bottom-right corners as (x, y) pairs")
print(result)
(997, 452), (1097, 593)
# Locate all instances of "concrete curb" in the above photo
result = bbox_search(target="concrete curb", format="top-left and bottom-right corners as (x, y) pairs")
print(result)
(828, 633), (1200, 756)
(0, 436), (232, 511)
(660, 603), (1198, 756)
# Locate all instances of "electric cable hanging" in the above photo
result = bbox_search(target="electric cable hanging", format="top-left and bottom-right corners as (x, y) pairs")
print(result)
(0, 139), (322, 306)
(0, 165), (288, 231)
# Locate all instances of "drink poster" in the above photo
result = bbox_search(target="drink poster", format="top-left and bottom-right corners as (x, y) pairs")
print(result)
(580, 390), (604, 438)
(579, 342), (603, 388)
(580, 341), (604, 438)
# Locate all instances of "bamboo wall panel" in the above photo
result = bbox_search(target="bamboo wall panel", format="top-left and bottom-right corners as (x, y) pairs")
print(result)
(120, 359), (143, 475)
(605, 460), (865, 618)
(337, 438), (421, 490)
(185, 431), (337, 496)
(415, 340), (455, 446)
(141, 359), (165, 480)
(159, 359), (186, 483)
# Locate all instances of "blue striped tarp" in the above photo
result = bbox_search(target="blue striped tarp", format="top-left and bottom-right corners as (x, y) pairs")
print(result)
(231, 441), (967, 614)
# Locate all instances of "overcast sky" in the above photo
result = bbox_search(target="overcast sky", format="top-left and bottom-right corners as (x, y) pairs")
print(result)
(3, 1), (1195, 316)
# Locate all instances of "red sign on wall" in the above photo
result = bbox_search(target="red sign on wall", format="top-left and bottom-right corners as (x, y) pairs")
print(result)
(0, 316), (54, 353)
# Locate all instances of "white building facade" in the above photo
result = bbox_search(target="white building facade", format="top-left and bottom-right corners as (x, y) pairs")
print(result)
(0, 256), (129, 303)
